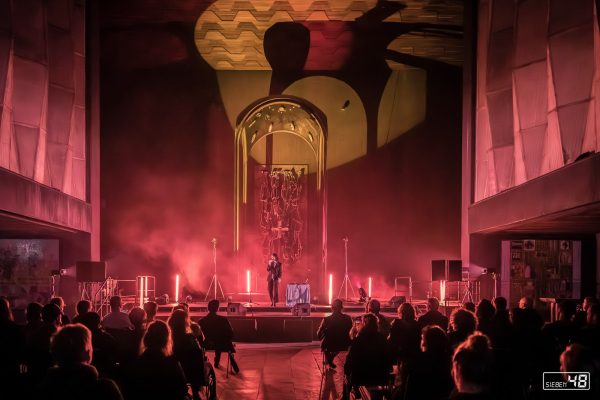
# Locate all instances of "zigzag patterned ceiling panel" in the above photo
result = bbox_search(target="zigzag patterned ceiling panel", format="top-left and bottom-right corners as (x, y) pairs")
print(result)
(195, 0), (463, 70)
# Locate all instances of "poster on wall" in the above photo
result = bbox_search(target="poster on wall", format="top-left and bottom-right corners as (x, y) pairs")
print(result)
(0, 239), (59, 306)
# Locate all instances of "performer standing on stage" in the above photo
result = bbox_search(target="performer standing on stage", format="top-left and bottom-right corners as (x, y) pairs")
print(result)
(267, 253), (282, 307)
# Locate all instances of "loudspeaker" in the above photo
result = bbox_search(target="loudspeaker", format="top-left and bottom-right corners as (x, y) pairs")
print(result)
(389, 296), (406, 308)
(292, 303), (311, 316)
(448, 260), (462, 281)
(431, 260), (446, 281)
(76, 261), (106, 282)
(227, 302), (247, 316)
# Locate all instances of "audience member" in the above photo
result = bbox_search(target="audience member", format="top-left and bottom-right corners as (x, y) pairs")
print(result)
(451, 332), (495, 399)
(190, 321), (205, 346)
(366, 299), (391, 337)
(79, 312), (119, 379)
(489, 297), (512, 349)
(168, 309), (214, 400)
(542, 300), (578, 364)
(24, 301), (44, 340)
(388, 302), (421, 362)
(72, 300), (92, 324)
(122, 320), (188, 400)
(38, 324), (123, 400)
(143, 301), (158, 325)
(401, 325), (453, 400)
(418, 297), (448, 331)
(102, 296), (134, 331)
(199, 299), (239, 373)
(448, 308), (477, 350)
(27, 303), (63, 385)
(574, 297), (598, 327)
(317, 299), (352, 368)
(128, 307), (147, 352)
(475, 299), (495, 336)
(50, 296), (70, 325)
(560, 343), (600, 399)
(344, 313), (393, 398)
(0, 296), (26, 397)
(463, 302), (476, 313)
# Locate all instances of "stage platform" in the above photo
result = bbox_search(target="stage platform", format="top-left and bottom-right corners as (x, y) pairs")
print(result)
(153, 299), (461, 343)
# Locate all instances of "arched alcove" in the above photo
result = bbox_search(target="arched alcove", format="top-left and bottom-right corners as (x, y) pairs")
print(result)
(234, 96), (328, 298)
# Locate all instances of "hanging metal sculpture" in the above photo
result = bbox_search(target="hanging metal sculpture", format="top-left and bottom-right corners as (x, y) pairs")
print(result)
(255, 166), (306, 265)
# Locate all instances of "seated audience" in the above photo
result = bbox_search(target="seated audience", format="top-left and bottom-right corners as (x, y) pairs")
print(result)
(475, 299), (495, 336)
(573, 303), (600, 356)
(388, 303), (421, 362)
(27, 303), (63, 385)
(24, 301), (44, 340)
(122, 320), (188, 400)
(463, 302), (476, 313)
(317, 298), (352, 368)
(72, 300), (92, 324)
(50, 296), (70, 325)
(489, 297), (512, 349)
(79, 312), (119, 379)
(199, 299), (239, 373)
(448, 308), (477, 350)
(401, 325), (453, 400)
(128, 307), (147, 351)
(0, 297), (26, 397)
(451, 332), (495, 399)
(366, 299), (391, 337)
(102, 296), (134, 331)
(38, 324), (123, 400)
(542, 300), (578, 364)
(168, 309), (215, 400)
(190, 322), (205, 346)
(560, 343), (599, 399)
(574, 297), (598, 327)
(418, 297), (448, 332)
(143, 301), (158, 326)
(344, 313), (393, 397)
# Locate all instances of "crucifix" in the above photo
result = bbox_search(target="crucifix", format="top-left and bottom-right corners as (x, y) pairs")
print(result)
(271, 222), (289, 256)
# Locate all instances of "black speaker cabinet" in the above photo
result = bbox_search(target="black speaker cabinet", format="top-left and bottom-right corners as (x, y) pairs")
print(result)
(448, 260), (463, 282)
(431, 260), (446, 281)
(76, 261), (106, 282)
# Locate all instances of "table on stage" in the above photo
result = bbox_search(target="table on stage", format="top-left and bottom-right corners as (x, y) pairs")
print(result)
(286, 283), (310, 307)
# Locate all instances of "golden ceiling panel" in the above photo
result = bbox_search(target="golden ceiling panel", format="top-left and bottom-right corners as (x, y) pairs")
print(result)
(195, 0), (463, 70)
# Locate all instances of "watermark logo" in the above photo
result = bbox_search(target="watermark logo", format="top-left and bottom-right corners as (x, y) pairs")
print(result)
(543, 372), (590, 391)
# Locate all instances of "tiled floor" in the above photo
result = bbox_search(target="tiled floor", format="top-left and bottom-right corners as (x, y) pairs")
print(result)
(210, 342), (346, 400)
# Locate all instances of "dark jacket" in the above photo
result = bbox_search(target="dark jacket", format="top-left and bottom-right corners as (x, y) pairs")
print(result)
(172, 332), (207, 386)
(199, 312), (235, 352)
(344, 329), (392, 386)
(388, 318), (421, 360)
(317, 312), (352, 352)
(122, 350), (188, 400)
(417, 310), (448, 331)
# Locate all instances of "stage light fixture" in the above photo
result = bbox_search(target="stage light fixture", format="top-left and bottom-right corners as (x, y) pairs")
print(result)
(175, 274), (180, 303)
(368, 277), (372, 297)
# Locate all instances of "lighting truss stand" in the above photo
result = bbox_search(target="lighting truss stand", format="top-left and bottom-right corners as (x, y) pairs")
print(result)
(461, 270), (474, 304)
(337, 236), (356, 302)
(205, 238), (225, 301)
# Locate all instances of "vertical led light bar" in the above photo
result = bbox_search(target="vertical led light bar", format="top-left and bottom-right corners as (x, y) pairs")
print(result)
(368, 277), (372, 298)
(246, 269), (251, 293)
(329, 274), (333, 305)
(175, 274), (180, 303)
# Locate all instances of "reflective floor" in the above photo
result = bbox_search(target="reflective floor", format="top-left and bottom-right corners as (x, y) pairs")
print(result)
(211, 342), (346, 400)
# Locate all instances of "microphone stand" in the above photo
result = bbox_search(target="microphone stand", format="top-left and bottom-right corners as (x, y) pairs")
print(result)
(205, 238), (225, 300)
(337, 236), (356, 301)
